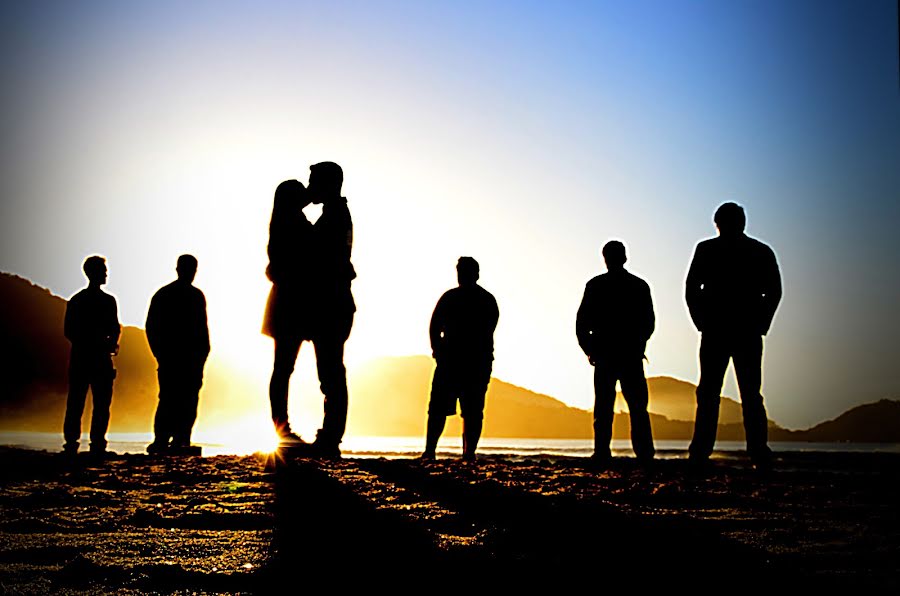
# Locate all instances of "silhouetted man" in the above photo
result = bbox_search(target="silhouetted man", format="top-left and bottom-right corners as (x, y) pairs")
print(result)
(63, 255), (120, 455)
(576, 241), (655, 463)
(423, 257), (499, 462)
(686, 202), (782, 467)
(264, 179), (315, 445)
(146, 255), (210, 454)
(305, 161), (356, 458)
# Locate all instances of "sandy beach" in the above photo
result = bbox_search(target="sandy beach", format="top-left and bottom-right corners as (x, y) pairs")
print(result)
(0, 446), (897, 592)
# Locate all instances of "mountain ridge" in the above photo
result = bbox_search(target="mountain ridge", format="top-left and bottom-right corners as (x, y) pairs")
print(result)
(2, 272), (898, 443)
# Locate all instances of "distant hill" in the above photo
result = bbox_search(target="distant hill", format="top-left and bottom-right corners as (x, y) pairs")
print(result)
(346, 355), (769, 440)
(0, 273), (167, 432)
(0, 273), (254, 434)
(0, 273), (69, 424)
(348, 355), (594, 438)
(3, 272), (897, 444)
(624, 375), (745, 426)
(770, 400), (900, 443)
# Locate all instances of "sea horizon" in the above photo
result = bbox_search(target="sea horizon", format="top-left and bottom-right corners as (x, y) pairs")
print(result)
(2, 431), (899, 459)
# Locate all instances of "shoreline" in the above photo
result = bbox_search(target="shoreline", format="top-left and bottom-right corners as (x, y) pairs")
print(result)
(2, 431), (898, 460)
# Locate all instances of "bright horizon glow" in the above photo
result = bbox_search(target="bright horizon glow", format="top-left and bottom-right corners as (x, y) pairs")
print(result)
(193, 424), (281, 456)
(2, 1), (899, 430)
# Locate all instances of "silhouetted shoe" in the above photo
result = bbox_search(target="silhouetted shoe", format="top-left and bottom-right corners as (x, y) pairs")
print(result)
(169, 444), (203, 456)
(310, 440), (341, 459)
(750, 452), (774, 472)
(278, 431), (309, 447)
(636, 455), (655, 468)
(62, 444), (78, 457)
(461, 452), (477, 463)
(419, 451), (436, 462)
(277, 435), (311, 458)
(146, 441), (169, 455)
(589, 452), (612, 468)
(89, 448), (114, 460)
(687, 455), (711, 475)
(749, 445), (773, 463)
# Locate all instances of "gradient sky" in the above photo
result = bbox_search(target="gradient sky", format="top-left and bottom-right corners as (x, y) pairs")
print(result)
(1, 0), (898, 429)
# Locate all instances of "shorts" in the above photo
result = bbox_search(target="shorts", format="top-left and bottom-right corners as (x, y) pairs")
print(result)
(428, 361), (491, 419)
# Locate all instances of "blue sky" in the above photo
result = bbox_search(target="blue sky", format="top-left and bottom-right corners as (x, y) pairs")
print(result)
(1, 0), (898, 428)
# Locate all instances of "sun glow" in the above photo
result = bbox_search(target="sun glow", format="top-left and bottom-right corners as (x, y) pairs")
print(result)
(194, 420), (281, 456)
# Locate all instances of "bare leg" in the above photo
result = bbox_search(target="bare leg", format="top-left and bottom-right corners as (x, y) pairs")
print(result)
(423, 414), (446, 458)
(462, 415), (482, 460)
(270, 337), (301, 437)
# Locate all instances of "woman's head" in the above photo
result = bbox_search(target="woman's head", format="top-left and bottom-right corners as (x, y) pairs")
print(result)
(274, 179), (309, 210)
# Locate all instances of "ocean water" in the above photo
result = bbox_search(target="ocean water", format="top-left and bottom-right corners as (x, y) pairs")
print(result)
(1, 431), (898, 458)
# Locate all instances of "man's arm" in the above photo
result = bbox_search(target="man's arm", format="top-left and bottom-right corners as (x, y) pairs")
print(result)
(759, 246), (783, 335)
(199, 293), (211, 360)
(108, 296), (121, 355)
(575, 285), (593, 359)
(145, 294), (161, 359)
(64, 297), (79, 344)
(345, 210), (353, 257)
(641, 280), (656, 342)
(315, 202), (356, 283)
(488, 294), (499, 334)
(685, 244), (706, 332)
(429, 296), (447, 359)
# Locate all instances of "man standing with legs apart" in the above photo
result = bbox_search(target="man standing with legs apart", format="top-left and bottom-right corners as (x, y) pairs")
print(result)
(306, 162), (356, 458)
(686, 202), (782, 469)
(63, 255), (120, 457)
(146, 255), (210, 455)
(577, 241), (655, 465)
(422, 257), (499, 462)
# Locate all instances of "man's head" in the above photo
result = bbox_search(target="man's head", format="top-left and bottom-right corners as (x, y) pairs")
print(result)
(307, 161), (343, 204)
(176, 254), (198, 283)
(602, 240), (627, 271)
(457, 257), (480, 287)
(714, 202), (746, 237)
(83, 255), (107, 286)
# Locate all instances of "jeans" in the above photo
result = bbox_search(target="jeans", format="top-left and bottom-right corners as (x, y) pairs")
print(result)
(153, 362), (204, 446)
(689, 333), (769, 460)
(593, 355), (655, 459)
(64, 355), (115, 451)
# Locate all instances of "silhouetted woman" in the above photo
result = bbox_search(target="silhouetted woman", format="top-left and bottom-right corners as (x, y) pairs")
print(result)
(263, 179), (313, 443)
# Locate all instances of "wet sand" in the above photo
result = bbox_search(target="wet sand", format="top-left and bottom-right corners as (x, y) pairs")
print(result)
(0, 447), (897, 592)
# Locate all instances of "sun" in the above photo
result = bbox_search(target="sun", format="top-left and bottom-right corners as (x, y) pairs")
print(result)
(195, 419), (281, 456)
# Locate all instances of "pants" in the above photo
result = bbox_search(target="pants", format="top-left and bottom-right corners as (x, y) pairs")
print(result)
(689, 333), (769, 459)
(63, 356), (115, 451)
(153, 363), (204, 446)
(593, 356), (654, 459)
(269, 311), (353, 445)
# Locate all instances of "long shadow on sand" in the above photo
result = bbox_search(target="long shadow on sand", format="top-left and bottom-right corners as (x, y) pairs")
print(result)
(261, 454), (440, 586)
(261, 454), (789, 589)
